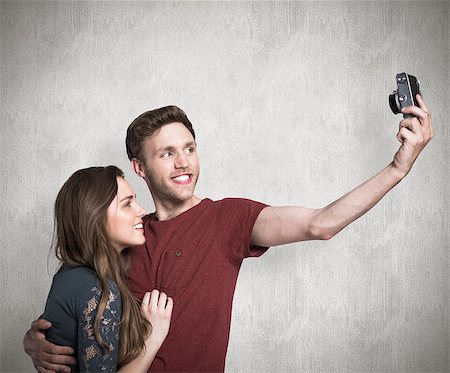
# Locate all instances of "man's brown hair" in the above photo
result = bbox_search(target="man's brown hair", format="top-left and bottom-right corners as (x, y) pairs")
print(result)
(126, 105), (196, 162)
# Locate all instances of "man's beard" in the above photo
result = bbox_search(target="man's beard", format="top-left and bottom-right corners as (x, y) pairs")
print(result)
(144, 166), (199, 204)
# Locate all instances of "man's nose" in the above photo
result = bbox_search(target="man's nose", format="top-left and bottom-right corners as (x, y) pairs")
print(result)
(174, 152), (189, 168)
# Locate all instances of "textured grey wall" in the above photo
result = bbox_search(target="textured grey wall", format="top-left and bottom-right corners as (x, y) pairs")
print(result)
(1, 1), (448, 372)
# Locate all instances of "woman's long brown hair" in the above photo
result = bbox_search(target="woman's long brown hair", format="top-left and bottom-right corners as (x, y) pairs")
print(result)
(53, 166), (150, 367)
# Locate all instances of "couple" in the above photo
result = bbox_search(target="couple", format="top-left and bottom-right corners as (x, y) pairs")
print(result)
(24, 98), (433, 372)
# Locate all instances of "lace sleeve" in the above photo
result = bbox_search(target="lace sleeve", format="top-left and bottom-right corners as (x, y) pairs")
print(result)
(77, 281), (122, 372)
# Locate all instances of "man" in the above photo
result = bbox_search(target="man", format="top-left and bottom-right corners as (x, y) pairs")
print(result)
(24, 96), (433, 372)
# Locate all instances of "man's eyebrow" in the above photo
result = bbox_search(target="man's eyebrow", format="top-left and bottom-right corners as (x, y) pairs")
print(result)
(153, 145), (175, 153)
(155, 141), (197, 153)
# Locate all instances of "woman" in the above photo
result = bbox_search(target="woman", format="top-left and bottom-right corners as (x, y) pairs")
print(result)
(42, 166), (172, 372)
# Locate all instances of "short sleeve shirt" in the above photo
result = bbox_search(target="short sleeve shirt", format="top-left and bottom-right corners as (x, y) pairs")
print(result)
(126, 198), (268, 372)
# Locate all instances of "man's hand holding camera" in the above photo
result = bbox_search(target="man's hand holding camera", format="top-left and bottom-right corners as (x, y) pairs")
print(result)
(393, 94), (433, 178)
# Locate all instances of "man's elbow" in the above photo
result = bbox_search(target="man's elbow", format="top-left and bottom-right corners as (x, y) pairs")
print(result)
(320, 232), (335, 241)
(309, 224), (336, 241)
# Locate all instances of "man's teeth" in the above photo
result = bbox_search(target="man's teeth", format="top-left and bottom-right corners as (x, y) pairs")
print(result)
(133, 223), (143, 229)
(172, 175), (190, 182)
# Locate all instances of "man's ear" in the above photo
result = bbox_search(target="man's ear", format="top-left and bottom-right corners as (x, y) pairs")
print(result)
(131, 158), (146, 178)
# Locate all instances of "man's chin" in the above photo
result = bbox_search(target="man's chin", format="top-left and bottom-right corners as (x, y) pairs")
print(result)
(150, 180), (197, 204)
(161, 188), (195, 204)
(172, 183), (197, 198)
(173, 192), (196, 203)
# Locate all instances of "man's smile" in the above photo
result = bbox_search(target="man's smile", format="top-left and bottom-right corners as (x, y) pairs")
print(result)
(171, 173), (192, 185)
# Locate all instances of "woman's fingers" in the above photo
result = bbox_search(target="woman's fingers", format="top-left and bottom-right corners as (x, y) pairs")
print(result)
(141, 291), (151, 307)
(142, 290), (173, 318)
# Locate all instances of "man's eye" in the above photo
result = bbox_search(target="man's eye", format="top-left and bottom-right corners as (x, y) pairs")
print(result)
(161, 152), (172, 159)
(185, 148), (194, 154)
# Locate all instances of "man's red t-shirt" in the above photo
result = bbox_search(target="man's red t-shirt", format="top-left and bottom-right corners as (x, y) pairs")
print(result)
(126, 198), (268, 372)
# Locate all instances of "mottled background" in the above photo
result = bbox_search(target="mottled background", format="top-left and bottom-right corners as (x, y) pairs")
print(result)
(1, 1), (448, 372)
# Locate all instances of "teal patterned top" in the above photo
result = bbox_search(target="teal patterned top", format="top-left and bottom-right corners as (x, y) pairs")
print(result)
(42, 265), (122, 372)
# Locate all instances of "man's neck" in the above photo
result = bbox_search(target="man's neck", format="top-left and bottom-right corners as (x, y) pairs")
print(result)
(153, 195), (202, 221)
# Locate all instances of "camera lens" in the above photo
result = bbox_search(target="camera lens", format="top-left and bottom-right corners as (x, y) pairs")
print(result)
(389, 92), (401, 114)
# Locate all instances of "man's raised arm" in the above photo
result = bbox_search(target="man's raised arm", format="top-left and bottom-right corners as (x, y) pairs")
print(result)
(23, 318), (76, 373)
(251, 95), (433, 247)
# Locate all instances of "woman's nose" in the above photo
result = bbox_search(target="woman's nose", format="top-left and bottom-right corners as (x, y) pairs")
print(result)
(136, 204), (146, 217)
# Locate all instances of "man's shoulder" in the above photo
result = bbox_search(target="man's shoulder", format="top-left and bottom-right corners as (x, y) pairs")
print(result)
(196, 198), (268, 226)
(210, 197), (268, 210)
(207, 197), (264, 206)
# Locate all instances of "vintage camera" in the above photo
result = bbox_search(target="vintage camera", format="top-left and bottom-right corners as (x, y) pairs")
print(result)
(389, 72), (421, 117)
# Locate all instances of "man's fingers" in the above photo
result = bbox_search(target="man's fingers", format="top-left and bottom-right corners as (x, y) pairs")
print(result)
(398, 126), (422, 146)
(35, 357), (72, 373)
(31, 319), (52, 331)
(24, 329), (75, 357)
(401, 95), (432, 132)
(399, 114), (433, 149)
(416, 95), (434, 139)
(401, 105), (423, 119)
(35, 348), (76, 365)
(33, 337), (75, 356)
(23, 329), (36, 351)
(396, 127), (408, 144)
(415, 94), (429, 113)
(46, 343), (75, 356)
(401, 94), (427, 119)
(31, 341), (76, 366)
(36, 366), (55, 373)
(399, 118), (421, 134)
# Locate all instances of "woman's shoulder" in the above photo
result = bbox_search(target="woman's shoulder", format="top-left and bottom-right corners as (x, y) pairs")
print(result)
(53, 265), (119, 296)
(54, 264), (98, 283)
(50, 265), (101, 298)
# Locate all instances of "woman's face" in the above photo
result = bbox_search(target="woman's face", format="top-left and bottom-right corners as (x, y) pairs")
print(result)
(107, 177), (146, 252)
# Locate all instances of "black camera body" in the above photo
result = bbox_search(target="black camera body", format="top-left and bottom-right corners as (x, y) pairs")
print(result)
(389, 72), (421, 117)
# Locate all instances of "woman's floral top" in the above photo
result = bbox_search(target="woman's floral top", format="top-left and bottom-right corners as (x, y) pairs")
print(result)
(43, 265), (122, 372)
